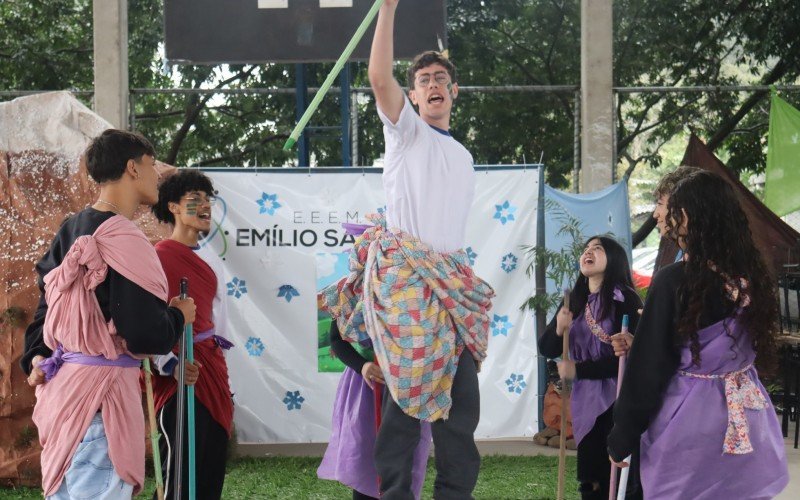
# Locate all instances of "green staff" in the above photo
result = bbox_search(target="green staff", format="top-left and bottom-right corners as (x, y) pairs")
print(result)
(283, 0), (386, 151)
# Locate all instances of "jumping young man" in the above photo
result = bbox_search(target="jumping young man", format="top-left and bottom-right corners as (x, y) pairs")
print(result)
(319, 2), (494, 498)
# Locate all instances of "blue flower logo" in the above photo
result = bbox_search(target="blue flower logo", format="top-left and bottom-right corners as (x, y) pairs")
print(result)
(226, 277), (248, 298)
(494, 200), (517, 225)
(466, 247), (478, 266)
(491, 314), (513, 337)
(278, 285), (300, 303)
(245, 337), (265, 357)
(283, 390), (305, 410)
(505, 373), (527, 394)
(257, 192), (282, 215)
(501, 253), (518, 273)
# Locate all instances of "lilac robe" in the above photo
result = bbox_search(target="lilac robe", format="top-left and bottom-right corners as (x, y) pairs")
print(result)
(569, 292), (619, 445)
(640, 317), (789, 499)
(317, 367), (432, 498)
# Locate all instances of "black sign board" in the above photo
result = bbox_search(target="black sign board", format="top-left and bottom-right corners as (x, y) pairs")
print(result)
(164, 0), (447, 64)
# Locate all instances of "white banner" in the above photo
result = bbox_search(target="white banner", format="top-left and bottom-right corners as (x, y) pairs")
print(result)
(201, 167), (539, 443)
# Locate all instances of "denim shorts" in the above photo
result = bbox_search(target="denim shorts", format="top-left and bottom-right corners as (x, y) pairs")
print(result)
(48, 413), (134, 500)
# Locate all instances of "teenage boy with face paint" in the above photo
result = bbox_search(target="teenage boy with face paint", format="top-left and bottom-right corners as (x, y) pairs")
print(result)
(150, 169), (234, 500)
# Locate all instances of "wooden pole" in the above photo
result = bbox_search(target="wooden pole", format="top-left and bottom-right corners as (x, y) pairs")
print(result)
(143, 358), (164, 500)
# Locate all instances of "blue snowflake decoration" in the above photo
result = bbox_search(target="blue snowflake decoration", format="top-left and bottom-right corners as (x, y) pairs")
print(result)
(501, 253), (518, 273)
(491, 314), (514, 337)
(226, 277), (248, 298)
(493, 200), (517, 225)
(465, 247), (478, 266)
(245, 337), (265, 357)
(257, 192), (282, 215)
(283, 390), (305, 410)
(505, 373), (527, 394)
(278, 284), (300, 303)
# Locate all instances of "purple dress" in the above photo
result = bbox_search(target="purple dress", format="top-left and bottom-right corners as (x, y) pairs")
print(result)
(569, 292), (619, 445)
(317, 367), (432, 498)
(640, 317), (789, 499)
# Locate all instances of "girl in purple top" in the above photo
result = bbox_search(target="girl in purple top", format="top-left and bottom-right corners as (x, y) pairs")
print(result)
(608, 171), (789, 499)
(317, 322), (431, 499)
(539, 236), (643, 500)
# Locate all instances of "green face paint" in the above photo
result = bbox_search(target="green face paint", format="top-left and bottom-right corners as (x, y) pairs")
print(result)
(185, 201), (198, 216)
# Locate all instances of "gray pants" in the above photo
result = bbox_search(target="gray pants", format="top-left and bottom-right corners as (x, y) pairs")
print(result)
(375, 350), (481, 500)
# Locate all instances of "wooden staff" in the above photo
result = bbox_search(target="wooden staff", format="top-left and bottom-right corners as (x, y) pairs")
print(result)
(143, 358), (164, 500)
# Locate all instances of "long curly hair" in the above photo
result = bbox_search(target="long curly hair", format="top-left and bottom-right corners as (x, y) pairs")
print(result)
(569, 235), (638, 321)
(666, 170), (778, 373)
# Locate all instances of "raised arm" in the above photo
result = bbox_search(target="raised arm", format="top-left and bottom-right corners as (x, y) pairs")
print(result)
(368, 0), (404, 123)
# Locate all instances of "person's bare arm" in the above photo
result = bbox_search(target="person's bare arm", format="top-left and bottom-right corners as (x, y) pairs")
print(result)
(368, 0), (405, 123)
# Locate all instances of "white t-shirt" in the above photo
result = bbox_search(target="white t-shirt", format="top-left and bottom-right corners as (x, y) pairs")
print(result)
(378, 97), (475, 253)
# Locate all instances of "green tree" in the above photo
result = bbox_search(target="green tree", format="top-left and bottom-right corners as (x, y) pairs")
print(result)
(3, 0), (800, 178)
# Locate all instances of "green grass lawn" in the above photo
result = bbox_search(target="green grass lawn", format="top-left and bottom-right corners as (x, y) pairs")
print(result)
(0, 455), (578, 499)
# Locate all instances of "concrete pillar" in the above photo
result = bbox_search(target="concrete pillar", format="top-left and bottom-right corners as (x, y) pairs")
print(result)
(579, 0), (614, 192)
(93, 0), (128, 129)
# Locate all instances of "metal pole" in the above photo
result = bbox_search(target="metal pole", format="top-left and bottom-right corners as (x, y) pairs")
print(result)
(535, 165), (547, 431)
(340, 63), (352, 166)
(612, 90), (618, 183)
(573, 90), (581, 193)
(125, 84), (581, 96)
(295, 64), (310, 167)
(614, 84), (800, 94)
(351, 91), (360, 166)
(174, 278), (188, 499)
(129, 91), (136, 131)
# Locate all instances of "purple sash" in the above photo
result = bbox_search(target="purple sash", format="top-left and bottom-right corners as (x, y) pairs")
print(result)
(568, 291), (619, 444)
(342, 222), (372, 236)
(38, 345), (141, 382)
(193, 328), (234, 350)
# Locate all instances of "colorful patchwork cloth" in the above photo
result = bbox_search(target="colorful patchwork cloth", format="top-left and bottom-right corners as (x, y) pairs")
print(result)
(319, 214), (494, 421)
(678, 363), (767, 454)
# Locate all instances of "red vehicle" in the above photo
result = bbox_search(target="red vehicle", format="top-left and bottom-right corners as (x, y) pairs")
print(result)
(631, 247), (658, 290)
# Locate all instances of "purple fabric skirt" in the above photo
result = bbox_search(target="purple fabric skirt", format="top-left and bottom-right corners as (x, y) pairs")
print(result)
(570, 377), (616, 445)
(640, 318), (789, 499)
(317, 367), (432, 498)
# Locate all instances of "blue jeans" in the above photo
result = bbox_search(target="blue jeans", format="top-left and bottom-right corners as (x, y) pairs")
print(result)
(48, 413), (134, 499)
